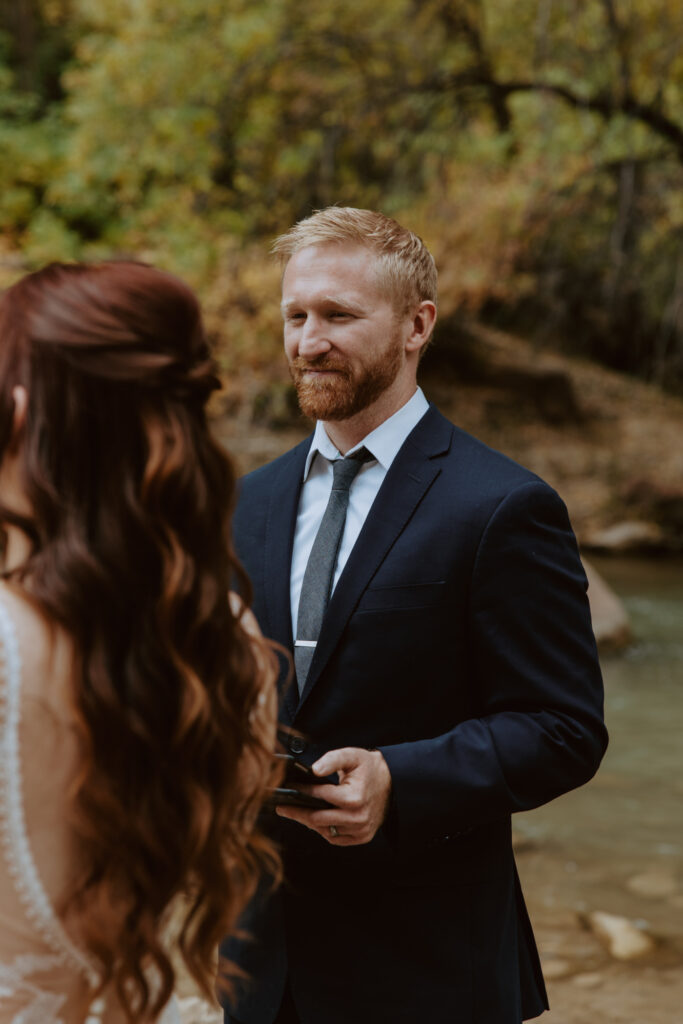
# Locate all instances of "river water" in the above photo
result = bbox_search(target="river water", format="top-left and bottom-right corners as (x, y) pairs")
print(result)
(514, 555), (683, 943)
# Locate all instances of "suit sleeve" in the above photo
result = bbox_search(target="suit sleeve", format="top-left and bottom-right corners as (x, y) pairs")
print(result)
(378, 480), (608, 843)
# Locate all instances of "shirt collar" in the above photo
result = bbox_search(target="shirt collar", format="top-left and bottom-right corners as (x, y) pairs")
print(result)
(302, 387), (429, 480)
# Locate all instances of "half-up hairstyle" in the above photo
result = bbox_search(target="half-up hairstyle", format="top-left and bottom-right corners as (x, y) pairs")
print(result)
(0, 261), (279, 1019)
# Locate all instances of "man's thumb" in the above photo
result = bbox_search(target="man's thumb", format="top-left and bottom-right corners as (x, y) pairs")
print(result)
(312, 746), (360, 777)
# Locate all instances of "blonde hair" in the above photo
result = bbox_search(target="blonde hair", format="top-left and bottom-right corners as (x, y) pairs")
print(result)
(272, 207), (438, 314)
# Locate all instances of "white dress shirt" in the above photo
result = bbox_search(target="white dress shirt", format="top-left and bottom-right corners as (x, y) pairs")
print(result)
(290, 387), (429, 639)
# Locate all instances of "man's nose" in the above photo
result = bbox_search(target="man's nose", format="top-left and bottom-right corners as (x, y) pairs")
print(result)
(298, 316), (331, 358)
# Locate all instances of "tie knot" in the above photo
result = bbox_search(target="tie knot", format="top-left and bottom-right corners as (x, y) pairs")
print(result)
(330, 447), (374, 491)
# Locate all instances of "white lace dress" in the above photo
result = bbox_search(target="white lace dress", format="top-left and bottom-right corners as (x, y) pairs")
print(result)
(0, 595), (181, 1024)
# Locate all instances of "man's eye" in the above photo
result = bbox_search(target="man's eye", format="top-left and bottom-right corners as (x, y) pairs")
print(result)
(329, 311), (350, 319)
(287, 313), (306, 322)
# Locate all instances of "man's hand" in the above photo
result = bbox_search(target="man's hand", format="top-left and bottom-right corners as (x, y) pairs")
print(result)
(275, 747), (392, 846)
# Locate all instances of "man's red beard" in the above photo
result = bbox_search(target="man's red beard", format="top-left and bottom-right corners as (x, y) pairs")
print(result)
(289, 345), (402, 421)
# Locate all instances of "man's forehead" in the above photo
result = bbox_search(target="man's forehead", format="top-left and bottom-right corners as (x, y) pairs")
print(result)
(289, 239), (373, 261)
(281, 243), (386, 300)
(283, 241), (381, 277)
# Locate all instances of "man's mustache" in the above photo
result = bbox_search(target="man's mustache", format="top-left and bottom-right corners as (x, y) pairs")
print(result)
(290, 356), (350, 375)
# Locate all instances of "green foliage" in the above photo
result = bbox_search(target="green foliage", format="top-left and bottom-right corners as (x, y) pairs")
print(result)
(0, 0), (682, 385)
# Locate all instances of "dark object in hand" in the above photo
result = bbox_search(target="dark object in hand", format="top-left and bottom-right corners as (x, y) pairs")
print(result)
(270, 786), (335, 809)
(268, 753), (339, 809)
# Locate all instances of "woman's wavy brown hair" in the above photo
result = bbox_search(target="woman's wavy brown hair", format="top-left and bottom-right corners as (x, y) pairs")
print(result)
(0, 261), (280, 1019)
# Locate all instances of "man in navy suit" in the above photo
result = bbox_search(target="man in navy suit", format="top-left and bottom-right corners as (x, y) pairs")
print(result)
(223, 207), (607, 1024)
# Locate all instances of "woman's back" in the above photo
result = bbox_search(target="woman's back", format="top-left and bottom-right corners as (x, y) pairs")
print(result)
(0, 583), (106, 1022)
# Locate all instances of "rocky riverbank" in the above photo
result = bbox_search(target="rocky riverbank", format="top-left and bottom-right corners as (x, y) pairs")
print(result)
(516, 837), (683, 1024)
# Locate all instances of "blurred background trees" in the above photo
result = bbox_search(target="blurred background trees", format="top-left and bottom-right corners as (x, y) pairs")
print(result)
(1, 0), (682, 387)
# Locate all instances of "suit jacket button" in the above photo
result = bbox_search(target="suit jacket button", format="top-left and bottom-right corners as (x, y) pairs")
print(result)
(289, 736), (306, 755)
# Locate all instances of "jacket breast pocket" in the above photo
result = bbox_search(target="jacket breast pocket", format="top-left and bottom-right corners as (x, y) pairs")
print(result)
(356, 580), (446, 613)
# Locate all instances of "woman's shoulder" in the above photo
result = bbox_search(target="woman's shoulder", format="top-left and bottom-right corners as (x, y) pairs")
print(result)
(0, 580), (74, 708)
(0, 578), (44, 625)
(0, 580), (47, 667)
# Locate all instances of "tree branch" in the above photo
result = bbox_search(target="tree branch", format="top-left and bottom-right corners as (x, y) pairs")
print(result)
(415, 67), (683, 163)
(436, 1), (513, 134)
(491, 80), (683, 161)
(600, 0), (631, 99)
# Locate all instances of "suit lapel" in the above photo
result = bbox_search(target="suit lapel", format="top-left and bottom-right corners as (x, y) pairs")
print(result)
(297, 407), (453, 710)
(263, 439), (311, 721)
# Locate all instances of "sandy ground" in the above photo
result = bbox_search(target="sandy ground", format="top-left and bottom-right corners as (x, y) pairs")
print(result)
(542, 963), (683, 1023)
(517, 847), (683, 1024)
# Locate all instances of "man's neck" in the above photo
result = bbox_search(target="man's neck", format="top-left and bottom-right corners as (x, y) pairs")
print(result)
(322, 382), (418, 455)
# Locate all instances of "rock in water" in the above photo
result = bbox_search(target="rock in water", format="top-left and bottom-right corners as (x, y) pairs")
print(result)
(586, 911), (655, 959)
(582, 520), (666, 554)
(572, 972), (604, 989)
(626, 870), (679, 899)
(583, 559), (632, 652)
(542, 957), (573, 979)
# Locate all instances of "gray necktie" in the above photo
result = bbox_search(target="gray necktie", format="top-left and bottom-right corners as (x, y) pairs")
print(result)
(294, 448), (374, 693)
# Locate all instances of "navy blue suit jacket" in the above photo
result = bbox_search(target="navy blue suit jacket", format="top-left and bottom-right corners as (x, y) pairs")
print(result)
(223, 405), (607, 1024)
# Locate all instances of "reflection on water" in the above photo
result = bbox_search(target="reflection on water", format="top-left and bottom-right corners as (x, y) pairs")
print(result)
(515, 555), (683, 937)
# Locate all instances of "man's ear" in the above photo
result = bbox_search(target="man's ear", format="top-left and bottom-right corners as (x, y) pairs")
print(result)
(405, 301), (437, 357)
(9, 386), (28, 448)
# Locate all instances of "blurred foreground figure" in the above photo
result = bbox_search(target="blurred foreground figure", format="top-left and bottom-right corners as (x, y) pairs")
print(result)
(222, 208), (608, 1024)
(0, 263), (278, 1023)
